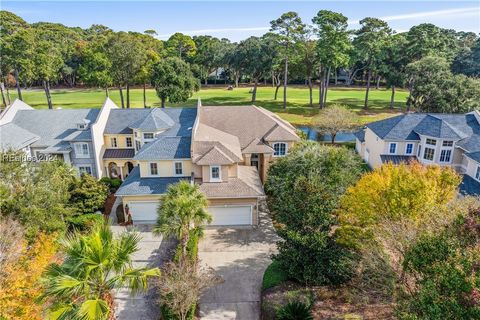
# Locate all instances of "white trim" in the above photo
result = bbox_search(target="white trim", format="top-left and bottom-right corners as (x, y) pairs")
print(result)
(149, 162), (159, 175)
(210, 165), (221, 182)
(405, 143), (414, 155)
(74, 142), (90, 158)
(110, 137), (118, 148)
(388, 142), (397, 155)
(173, 161), (183, 176)
(272, 142), (288, 157)
(125, 137), (133, 148)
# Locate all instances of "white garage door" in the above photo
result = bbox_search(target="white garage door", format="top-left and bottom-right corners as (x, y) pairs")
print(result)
(208, 206), (252, 226)
(128, 201), (159, 223)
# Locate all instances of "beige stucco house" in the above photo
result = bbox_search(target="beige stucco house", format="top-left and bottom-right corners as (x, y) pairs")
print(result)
(355, 111), (480, 196)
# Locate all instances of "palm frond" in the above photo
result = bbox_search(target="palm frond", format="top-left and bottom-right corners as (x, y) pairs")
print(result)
(119, 267), (161, 295)
(77, 299), (109, 320)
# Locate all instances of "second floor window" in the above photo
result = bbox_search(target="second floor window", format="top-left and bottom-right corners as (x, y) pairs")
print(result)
(426, 138), (437, 146)
(126, 137), (132, 148)
(389, 143), (397, 154)
(150, 163), (158, 175)
(111, 137), (117, 147)
(174, 162), (183, 175)
(443, 140), (453, 147)
(210, 165), (220, 182)
(423, 147), (435, 161)
(135, 141), (141, 151)
(273, 143), (287, 157)
(75, 143), (89, 158)
(144, 133), (154, 140)
(405, 143), (413, 155)
(439, 149), (452, 163)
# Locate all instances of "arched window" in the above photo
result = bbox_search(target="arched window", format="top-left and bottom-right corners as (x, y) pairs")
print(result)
(273, 142), (287, 157)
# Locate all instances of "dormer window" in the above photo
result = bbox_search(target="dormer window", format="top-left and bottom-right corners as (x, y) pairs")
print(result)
(210, 165), (221, 182)
(143, 133), (154, 140)
(76, 119), (91, 130)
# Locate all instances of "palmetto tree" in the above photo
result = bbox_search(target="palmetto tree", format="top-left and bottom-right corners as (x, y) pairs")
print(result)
(154, 181), (211, 258)
(42, 223), (160, 320)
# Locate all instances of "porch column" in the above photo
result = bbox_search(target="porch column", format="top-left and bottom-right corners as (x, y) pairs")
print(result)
(119, 165), (124, 181)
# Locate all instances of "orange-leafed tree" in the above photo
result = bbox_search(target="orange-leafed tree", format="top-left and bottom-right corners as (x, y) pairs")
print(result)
(0, 232), (59, 320)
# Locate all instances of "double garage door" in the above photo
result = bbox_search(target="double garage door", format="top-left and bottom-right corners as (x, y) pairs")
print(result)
(128, 201), (252, 226)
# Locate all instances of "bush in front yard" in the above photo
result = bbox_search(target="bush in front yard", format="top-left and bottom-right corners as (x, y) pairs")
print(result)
(99, 177), (122, 192)
(265, 141), (363, 286)
(262, 260), (289, 291)
(70, 173), (109, 215)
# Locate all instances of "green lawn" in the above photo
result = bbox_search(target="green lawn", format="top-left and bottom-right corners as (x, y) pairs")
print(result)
(6, 86), (408, 125)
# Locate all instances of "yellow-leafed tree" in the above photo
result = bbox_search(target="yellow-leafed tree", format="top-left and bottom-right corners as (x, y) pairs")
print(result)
(0, 233), (58, 320)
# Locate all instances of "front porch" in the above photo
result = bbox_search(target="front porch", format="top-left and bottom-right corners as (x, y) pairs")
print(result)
(104, 159), (136, 180)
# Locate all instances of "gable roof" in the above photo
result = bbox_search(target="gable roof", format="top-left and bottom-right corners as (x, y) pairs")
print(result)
(10, 108), (100, 148)
(242, 138), (274, 154)
(366, 113), (480, 153)
(192, 123), (243, 163)
(195, 146), (235, 165)
(0, 122), (39, 150)
(129, 108), (175, 132)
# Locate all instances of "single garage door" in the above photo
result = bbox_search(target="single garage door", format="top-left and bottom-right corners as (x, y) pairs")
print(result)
(128, 201), (159, 223)
(208, 205), (252, 226)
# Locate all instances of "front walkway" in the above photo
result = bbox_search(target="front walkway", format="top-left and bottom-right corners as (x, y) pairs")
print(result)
(198, 211), (279, 320)
(112, 225), (176, 320)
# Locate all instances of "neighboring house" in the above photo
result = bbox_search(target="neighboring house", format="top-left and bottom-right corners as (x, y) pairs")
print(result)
(355, 111), (480, 196)
(1, 98), (300, 226)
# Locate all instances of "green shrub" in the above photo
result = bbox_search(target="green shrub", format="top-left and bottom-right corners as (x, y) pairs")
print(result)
(70, 174), (109, 214)
(276, 301), (313, 320)
(99, 177), (122, 191)
(67, 213), (105, 232)
(262, 260), (289, 290)
(173, 227), (202, 263)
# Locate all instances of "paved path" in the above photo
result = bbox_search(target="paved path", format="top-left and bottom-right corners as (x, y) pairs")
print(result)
(113, 225), (176, 320)
(198, 212), (279, 320)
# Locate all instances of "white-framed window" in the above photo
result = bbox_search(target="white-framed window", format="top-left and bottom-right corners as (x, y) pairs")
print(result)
(417, 145), (422, 157)
(174, 162), (183, 175)
(126, 137), (132, 148)
(423, 147), (435, 161)
(210, 165), (221, 182)
(426, 138), (437, 146)
(439, 149), (452, 163)
(110, 137), (117, 148)
(273, 142), (287, 157)
(78, 165), (92, 175)
(405, 143), (414, 155)
(476, 166), (480, 181)
(150, 163), (158, 175)
(442, 140), (453, 147)
(135, 141), (141, 151)
(134, 131), (138, 138)
(388, 143), (397, 154)
(74, 143), (90, 158)
(143, 133), (154, 140)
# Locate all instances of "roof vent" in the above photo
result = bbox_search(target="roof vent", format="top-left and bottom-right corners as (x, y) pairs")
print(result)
(76, 119), (91, 130)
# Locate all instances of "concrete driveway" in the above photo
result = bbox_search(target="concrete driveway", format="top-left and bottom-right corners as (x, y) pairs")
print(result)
(198, 211), (279, 320)
(112, 225), (176, 320)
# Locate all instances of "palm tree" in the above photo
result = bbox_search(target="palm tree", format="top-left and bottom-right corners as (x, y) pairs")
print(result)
(153, 180), (211, 258)
(42, 223), (160, 320)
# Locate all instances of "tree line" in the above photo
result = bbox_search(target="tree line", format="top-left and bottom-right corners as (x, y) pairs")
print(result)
(1, 10), (479, 112)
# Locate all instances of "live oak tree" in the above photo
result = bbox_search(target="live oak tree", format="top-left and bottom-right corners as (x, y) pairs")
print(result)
(193, 35), (223, 85)
(270, 11), (305, 109)
(166, 32), (197, 61)
(313, 104), (358, 144)
(312, 10), (352, 108)
(291, 30), (318, 107)
(353, 17), (392, 109)
(78, 41), (113, 96)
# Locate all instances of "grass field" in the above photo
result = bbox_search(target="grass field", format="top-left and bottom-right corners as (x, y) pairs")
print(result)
(6, 86), (408, 125)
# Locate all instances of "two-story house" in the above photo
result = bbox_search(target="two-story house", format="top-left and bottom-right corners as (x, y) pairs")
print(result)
(0, 98), (300, 226)
(355, 112), (480, 196)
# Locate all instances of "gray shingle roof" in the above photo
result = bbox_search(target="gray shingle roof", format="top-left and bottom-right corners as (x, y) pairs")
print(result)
(116, 167), (190, 196)
(380, 155), (417, 165)
(134, 136), (191, 160)
(367, 113), (480, 153)
(11, 109), (100, 147)
(0, 123), (39, 150)
(459, 175), (480, 196)
(354, 130), (365, 143)
(103, 148), (135, 159)
(129, 108), (175, 132)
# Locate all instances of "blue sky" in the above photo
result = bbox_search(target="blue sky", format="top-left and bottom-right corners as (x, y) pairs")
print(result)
(2, 1), (479, 41)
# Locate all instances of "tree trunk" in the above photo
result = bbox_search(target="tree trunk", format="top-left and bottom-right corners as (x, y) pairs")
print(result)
(251, 78), (258, 102)
(161, 97), (166, 108)
(331, 132), (336, 144)
(308, 76), (313, 107)
(43, 80), (53, 109)
(214, 69), (217, 85)
(0, 81), (7, 107)
(283, 57), (288, 109)
(5, 80), (11, 105)
(126, 83), (130, 108)
(105, 87), (109, 97)
(364, 69), (371, 109)
(119, 85), (125, 108)
(274, 83), (281, 100)
(390, 85), (395, 109)
(323, 66), (331, 107)
(204, 77), (208, 85)
(334, 69), (338, 85)
(14, 69), (23, 101)
(271, 72), (275, 87)
(376, 75), (381, 89)
(143, 83), (147, 108)
(235, 74), (239, 88)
